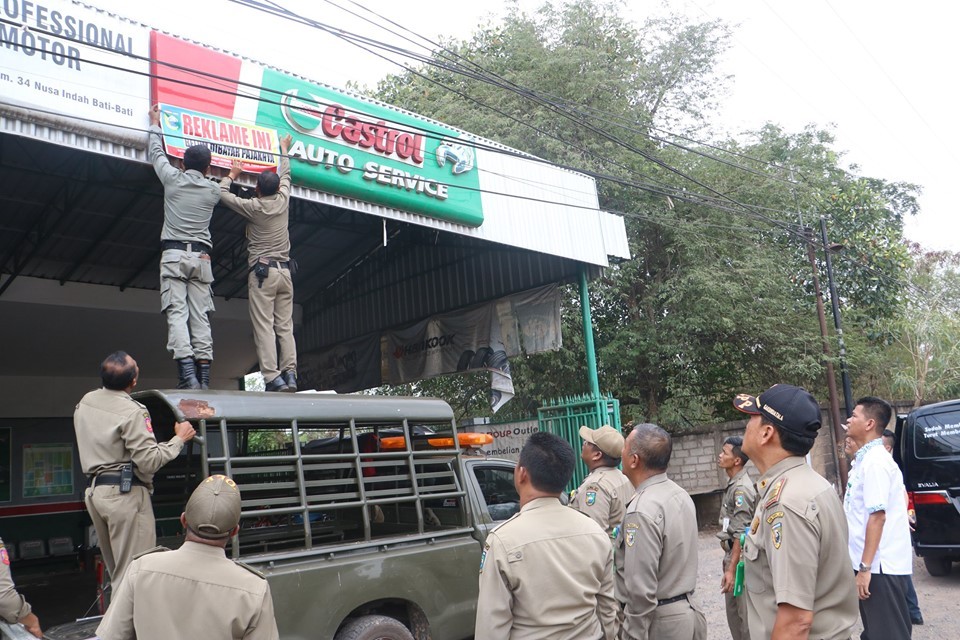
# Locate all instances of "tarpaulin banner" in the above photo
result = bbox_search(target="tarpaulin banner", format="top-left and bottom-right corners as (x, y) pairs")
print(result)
(383, 284), (561, 412)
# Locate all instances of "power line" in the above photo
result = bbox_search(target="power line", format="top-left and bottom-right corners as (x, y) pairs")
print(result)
(236, 1), (822, 250)
(0, 3), (916, 298)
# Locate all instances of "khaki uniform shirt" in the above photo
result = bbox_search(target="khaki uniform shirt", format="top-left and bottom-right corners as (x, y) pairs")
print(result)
(742, 457), (858, 640)
(0, 539), (30, 623)
(148, 126), (220, 246)
(616, 474), (699, 640)
(97, 541), (279, 640)
(74, 388), (184, 489)
(219, 156), (292, 267)
(475, 497), (617, 640)
(716, 467), (757, 549)
(570, 466), (635, 538)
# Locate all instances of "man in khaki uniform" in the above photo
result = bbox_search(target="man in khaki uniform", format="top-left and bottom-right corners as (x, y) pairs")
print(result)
(149, 105), (221, 390)
(734, 384), (858, 640)
(475, 432), (617, 640)
(716, 435), (755, 640)
(0, 538), (41, 638)
(570, 424), (634, 538)
(98, 475), (279, 640)
(219, 135), (298, 392)
(74, 351), (196, 587)
(617, 423), (706, 640)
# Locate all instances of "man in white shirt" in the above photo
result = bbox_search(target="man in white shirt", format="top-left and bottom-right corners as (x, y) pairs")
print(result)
(843, 396), (913, 639)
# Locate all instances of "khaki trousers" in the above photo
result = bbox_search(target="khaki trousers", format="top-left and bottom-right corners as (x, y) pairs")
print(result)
(723, 552), (749, 640)
(248, 266), (296, 381)
(621, 599), (707, 640)
(85, 485), (156, 589)
(160, 249), (215, 360)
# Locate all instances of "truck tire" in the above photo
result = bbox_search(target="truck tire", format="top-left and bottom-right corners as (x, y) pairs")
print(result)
(335, 615), (415, 640)
(923, 555), (952, 577)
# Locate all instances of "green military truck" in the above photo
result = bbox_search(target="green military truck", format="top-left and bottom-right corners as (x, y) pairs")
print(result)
(42, 390), (522, 640)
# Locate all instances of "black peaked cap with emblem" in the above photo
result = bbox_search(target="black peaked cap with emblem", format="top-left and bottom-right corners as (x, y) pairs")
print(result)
(733, 384), (821, 436)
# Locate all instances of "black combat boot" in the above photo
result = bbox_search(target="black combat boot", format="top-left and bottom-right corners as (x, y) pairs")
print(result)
(196, 360), (211, 390)
(177, 357), (201, 390)
(282, 369), (298, 392)
(264, 375), (289, 392)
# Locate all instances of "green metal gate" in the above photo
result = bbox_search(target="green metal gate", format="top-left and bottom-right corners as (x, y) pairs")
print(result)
(537, 393), (621, 491)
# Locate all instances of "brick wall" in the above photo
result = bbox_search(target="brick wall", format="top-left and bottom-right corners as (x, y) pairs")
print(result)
(668, 420), (748, 496)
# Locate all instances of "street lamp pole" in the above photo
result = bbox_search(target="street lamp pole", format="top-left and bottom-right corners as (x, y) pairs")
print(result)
(820, 216), (854, 418)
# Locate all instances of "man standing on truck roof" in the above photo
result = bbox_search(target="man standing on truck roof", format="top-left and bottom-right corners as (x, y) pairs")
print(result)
(218, 136), (299, 392)
(617, 423), (706, 640)
(97, 475), (279, 640)
(844, 397), (914, 639)
(0, 537), (41, 638)
(569, 424), (634, 539)
(716, 435), (756, 640)
(148, 105), (221, 391)
(734, 384), (858, 640)
(475, 431), (617, 640)
(74, 351), (196, 588)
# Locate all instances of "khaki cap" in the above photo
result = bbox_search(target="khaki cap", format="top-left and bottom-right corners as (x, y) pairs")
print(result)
(579, 425), (625, 458)
(185, 475), (241, 539)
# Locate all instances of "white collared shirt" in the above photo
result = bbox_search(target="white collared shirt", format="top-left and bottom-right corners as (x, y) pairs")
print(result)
(843, 438), (912, 575)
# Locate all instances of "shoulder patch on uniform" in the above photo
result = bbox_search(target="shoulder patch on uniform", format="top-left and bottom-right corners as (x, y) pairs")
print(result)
(143, 411), (153, 433)
(625, 522), (638, 546)
(479, 545), (488, 574)
(133, 545), (169, 560)
(586, 490), (597, 506)
(0, 547), (8, 566)
(765, 477), (787, 509)
(771, 521), (783, 549)
(765, 511), (784, 524)
(234, 560), (266, 579)
(734, 491), (745, 508)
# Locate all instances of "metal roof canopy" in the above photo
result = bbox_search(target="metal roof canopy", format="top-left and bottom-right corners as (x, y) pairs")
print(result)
(0, 127), (609, 414)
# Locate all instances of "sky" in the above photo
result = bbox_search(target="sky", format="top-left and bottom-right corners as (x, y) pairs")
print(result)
(89, 0), (960, 251)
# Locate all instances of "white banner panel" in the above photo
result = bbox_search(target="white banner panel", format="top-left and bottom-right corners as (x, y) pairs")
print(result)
(0, 0), (148, 131)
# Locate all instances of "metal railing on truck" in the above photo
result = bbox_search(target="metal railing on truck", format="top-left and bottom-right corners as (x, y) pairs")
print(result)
(133, 390), (474, 563)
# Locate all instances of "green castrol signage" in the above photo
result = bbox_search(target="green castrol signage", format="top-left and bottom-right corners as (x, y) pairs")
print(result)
(258, 70), (483, 227)
(151, 33), (483, 227)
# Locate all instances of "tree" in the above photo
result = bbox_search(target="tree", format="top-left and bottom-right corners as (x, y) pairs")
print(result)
(364, 1), (920, 429)
(878, 245), (960, 406)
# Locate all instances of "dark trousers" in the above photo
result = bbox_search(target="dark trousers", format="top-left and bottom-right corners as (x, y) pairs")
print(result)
(860, 573), (912, 640)
(904, 575), (921, 619)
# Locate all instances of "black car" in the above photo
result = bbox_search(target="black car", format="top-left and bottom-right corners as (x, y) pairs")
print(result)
(894, 399), (960, 576)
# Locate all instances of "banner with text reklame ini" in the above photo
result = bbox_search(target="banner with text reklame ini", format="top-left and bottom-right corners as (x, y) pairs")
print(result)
(150, 32), (483, 227)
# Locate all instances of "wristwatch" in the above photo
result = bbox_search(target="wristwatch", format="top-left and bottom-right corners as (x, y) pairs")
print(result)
(858, 562), (871, 572)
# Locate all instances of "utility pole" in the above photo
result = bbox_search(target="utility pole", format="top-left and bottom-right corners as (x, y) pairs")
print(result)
(820, 216), (854, 418)
(804, 227), (848, 489)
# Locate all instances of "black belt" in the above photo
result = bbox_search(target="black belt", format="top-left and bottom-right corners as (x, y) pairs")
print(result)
(90, 473), (146, 488)
(657, 594), (688, 607)
(162, 240), (211, 254)
(266, 260), (289, 269)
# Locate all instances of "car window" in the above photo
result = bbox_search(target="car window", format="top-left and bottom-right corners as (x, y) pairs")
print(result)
(913, 410), (960, 459)
(473, 466), (520, 521)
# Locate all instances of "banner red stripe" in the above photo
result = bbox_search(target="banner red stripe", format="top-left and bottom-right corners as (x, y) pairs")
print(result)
(151, 32), (241, 119)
